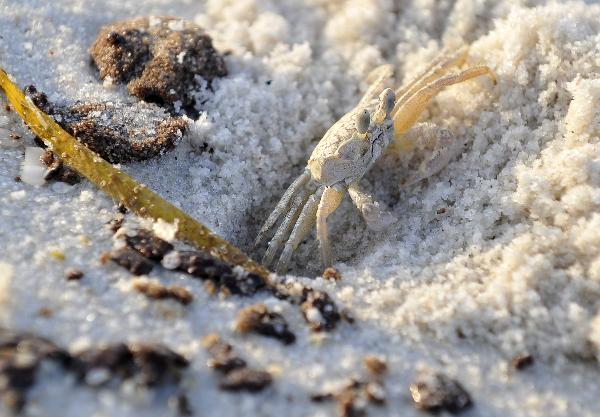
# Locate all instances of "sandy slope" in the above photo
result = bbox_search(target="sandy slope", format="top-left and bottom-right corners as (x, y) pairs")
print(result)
(1, 0), (600, 416)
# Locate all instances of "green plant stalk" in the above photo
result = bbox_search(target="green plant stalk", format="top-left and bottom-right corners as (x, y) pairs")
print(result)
(0, 68), (270, 282)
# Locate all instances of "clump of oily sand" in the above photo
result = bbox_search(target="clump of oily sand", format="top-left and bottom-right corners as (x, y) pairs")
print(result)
(91, 16), (228, 115)
(25, 85), (187, 163)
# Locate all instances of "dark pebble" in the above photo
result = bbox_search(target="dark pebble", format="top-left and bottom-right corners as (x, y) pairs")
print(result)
(235, 304), (296, 345)
(203, 334), (247, 374)
(173, 250), (264, 296)
(127, 343), (189, 386)
(76, 342), (188, 387)
(511, 354), (534, 370)
(311, 379), (384, 417)
(109, 246), (154, 275)
(0, 330), (189, 411)
(300, 288), (341, 331)
(175, 250), (231, 279)
(203, 333), (272, 393)
(39, 149), (82, 185)
(219, 367), (272, 392)
(133, 279), (193, 305)
(363, 356), (387, 376)
(409, 371), (472, 413)
(65, 268), (84, 281)
(0, 331), (74, 411)
(76, 342), (135, 381)
(125, 229), (174, 261)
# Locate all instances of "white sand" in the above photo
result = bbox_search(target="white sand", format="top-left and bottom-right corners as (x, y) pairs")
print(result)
(1, 0), (600, 416)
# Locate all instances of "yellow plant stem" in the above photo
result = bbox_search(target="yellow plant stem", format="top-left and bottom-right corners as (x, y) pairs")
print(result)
(0, 68), (270, 283)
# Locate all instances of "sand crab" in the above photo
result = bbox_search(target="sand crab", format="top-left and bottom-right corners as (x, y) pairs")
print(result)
(254, 47), (495, 272)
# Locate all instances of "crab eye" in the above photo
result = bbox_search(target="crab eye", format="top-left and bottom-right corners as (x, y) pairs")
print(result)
(356, 109), (370, 134)
(381, 88), (395, 115)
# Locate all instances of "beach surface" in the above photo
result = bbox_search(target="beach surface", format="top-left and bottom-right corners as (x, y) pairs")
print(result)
(1, 0), (600, 416)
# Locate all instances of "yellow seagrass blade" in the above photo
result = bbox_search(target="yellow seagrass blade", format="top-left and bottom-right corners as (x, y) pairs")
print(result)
(0, 68), (270, 283)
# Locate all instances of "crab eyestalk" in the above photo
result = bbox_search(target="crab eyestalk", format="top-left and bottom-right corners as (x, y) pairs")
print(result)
(373, 88), (396, 124)
(383, 88), (396, 115)
(356, 108), (370, 136)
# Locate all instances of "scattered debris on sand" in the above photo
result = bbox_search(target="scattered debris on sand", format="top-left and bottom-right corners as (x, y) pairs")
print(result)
(311, 380), (386, 417)
(272, 282), (343, 332)
(203, 333), (272, 392)
(104, 224), (266, 296)
(311, 355), (388, 416)
(163, 249), (264, 296)
(76, 341), (189, 387)
(0, 330), (189, 412)
(90, 16), (227, 116)
(234, 303), (296, 344)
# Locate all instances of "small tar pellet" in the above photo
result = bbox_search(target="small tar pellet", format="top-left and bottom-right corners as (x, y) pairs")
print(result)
(109, 247), (154, 275)
(132, 278), (193, 305)
(409, 371), (472, 413)
(65, 268), (84, 281)
(235, 304), (296, 345)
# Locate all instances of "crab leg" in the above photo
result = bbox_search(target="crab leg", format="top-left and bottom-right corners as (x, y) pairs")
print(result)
(276, 190), (322, 273)
(394, 47), (468, 111)
(262, 187), (312, 266)
(348, 183), (395, 231)
(358, 64), (395, 107)
(393, 66), (495, 136)
(316, 185), (345, 268)
(253, 169), (311, 249)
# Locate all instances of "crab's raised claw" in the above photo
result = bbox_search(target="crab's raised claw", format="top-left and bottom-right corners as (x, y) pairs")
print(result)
(394, 46), (469, 110)
(348, 184), (396, 231)
(316, 185), (345, 268)
(358, 64), (395, 108)
(393, 66), (496, 136)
